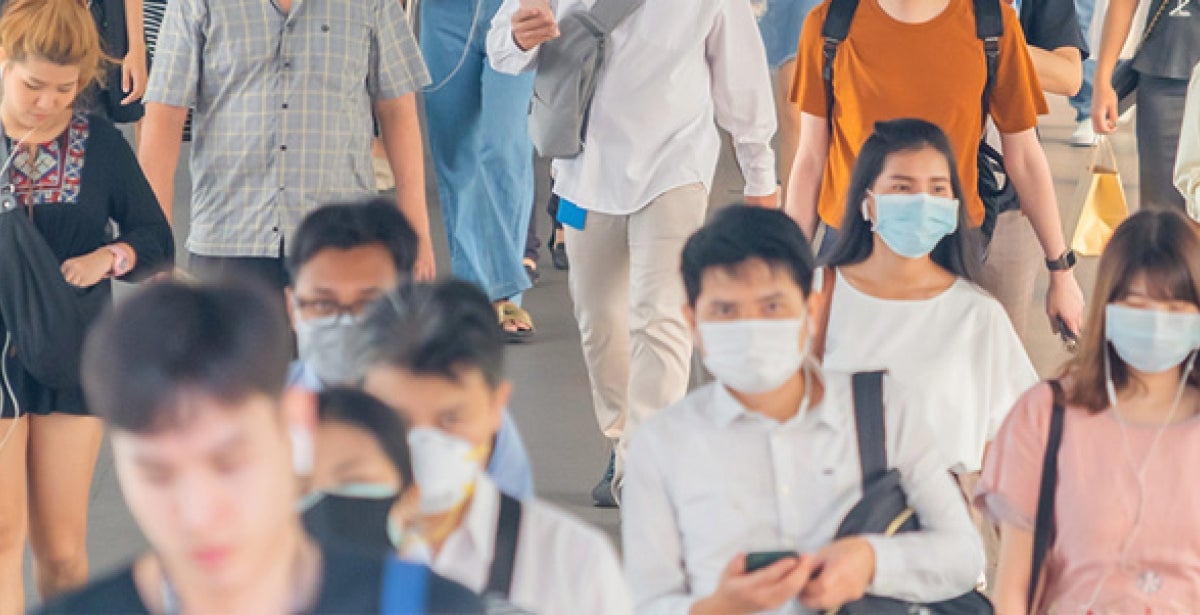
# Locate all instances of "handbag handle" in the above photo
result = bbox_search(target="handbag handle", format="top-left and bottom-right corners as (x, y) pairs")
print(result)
(1088, 135), (1120, 174)
(1136, 0), (1171, 52)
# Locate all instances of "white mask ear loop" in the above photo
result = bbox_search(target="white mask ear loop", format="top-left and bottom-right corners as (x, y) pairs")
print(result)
(861, 191), (874, 228)
(1088, 349), (1197, 609)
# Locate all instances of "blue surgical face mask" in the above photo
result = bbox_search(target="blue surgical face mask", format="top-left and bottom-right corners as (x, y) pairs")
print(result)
(863, 192), (960, 259)
(1105, 304), (1200, 374)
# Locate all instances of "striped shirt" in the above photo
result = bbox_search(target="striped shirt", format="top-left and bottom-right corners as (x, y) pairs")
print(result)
(145, 0), (431, 258)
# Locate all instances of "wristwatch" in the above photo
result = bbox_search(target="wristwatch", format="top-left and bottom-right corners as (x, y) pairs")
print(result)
(1046, 249), (1077, 272)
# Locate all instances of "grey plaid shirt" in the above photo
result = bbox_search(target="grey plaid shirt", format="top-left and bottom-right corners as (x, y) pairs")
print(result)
(145, 0), (430, 258)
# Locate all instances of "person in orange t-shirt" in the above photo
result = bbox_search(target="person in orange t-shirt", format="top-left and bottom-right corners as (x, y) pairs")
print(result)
(784, 0), (1085, 338)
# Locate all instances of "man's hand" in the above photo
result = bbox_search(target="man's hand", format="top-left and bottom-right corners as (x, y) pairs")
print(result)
(61, 249), (114, 288)
(121, 46), (149, 106)
(413, 235), (437, 281)
(511, 3), (560, 52)
(1047, 270), (1085, 338)
(1091, 81), (1120, 135)
(799, 537), (876, 610)
(744, 188), (781, 208)
(690, 553), (817, 615)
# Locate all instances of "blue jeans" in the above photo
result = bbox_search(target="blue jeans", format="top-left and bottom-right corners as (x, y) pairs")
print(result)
(421, 0), (536, 302)
(757, 0), (822, 69)
(1068, 0), (1096, 121)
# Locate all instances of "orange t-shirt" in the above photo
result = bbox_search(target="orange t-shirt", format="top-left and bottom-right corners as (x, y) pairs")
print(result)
(791, 0), (1047, 228)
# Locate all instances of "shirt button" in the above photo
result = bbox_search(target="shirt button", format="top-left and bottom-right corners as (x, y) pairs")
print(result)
(272, 226), (280, 233)
(279, 186), (285, 192)
(280, 145), (287, 151)
(283, 60), (292, 69)
(282, 103), (289, 109)
(780, 485), (791, 496)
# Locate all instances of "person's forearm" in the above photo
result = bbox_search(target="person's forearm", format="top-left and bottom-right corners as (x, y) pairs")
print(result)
(1095, 0), (1138, 83)
(125, 0), (146, 53)
(1026, 46), (1082, 97)
(1002, 130), (1068, 261)
(376, 94), (431, 244)
(137, 103), (188, 223)
(785, 151), (824, 238)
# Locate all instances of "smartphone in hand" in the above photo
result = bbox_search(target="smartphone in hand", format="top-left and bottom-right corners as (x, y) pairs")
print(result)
(745, 550), (799, 573)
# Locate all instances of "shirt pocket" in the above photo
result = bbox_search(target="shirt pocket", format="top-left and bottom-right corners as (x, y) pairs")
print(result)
(304, 13), (371, 93)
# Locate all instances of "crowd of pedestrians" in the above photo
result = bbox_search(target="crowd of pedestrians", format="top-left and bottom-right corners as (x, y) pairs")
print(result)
(0, 0), (1197, 612)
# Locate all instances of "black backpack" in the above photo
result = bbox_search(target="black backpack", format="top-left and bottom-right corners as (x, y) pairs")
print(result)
(820, 0), (1020, 242)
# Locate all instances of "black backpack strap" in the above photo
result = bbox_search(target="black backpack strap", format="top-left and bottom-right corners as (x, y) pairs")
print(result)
(485, 493), (522, 599)
(850, 371), (888, 484)
(972, 0), (1003, 134)
(819, 0), (860, 132)
(1028, 380), (1066, 611)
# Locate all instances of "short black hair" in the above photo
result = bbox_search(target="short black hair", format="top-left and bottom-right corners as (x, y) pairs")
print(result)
(318, 388), (414, 491)
(362, 280), (504, 388)
(681, 205), (815, 306)
(82, 281), (292, 433)
(286, 198), (418, 280)
(826, 118), (982, 278)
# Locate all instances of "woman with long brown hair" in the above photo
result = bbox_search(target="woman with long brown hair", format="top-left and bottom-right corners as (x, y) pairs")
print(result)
(0, 0), (172, 610)
(978, 209), (1200, 613)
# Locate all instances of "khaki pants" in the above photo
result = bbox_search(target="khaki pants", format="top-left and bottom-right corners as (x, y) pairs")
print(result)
(978, 210), (1042, 339)
(564, 183), (709, 481)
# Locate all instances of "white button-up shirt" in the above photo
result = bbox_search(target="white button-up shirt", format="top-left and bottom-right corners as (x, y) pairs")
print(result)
(487, 0), (777, 216)
(622, 372), (984, 614)
(403, 475), (632, 614)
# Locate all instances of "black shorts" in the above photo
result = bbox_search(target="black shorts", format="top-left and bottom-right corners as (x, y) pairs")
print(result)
(0, 337), (89, 417)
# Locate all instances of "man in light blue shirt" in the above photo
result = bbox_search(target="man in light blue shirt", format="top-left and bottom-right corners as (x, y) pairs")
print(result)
(284, 198), (534, 499)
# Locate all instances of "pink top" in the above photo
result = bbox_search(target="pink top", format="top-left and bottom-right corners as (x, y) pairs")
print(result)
(977, 382), (1200, 614)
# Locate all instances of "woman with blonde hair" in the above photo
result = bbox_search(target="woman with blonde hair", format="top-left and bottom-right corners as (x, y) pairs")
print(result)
(0, 0), (172, 610)
(979, 209), (1200, 613)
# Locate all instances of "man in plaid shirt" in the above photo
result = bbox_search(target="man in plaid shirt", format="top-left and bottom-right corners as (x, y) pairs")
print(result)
(139, 0), (434, 287)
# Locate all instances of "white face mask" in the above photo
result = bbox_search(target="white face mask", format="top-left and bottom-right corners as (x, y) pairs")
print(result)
(699, 318), (808, 394)
(407, 427), (481, 514)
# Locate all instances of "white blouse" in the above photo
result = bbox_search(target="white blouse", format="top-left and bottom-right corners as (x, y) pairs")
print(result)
(822, 270), (1037, 473)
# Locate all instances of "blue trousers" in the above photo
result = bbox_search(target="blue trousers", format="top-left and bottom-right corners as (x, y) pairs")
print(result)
(1068, 0), (1096, 121)
(421, 0), (536, 302)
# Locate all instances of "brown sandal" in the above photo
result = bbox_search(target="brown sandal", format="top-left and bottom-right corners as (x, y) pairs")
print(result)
(497, 301), (535, 343)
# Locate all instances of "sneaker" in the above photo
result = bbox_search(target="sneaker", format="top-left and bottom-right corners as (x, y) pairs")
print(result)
(591, 453), (618, 508)
(1069, 120), (1096, 147)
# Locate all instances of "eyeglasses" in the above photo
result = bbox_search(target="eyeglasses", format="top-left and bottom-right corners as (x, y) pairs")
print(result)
(292, 296), (379, 320)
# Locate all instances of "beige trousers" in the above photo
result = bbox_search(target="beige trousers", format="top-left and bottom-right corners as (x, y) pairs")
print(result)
(978, 210), (1042, 340)
(564, 183), (709, 480)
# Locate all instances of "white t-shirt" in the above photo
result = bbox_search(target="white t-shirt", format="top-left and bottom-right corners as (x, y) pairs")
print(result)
(823, 270), (1038, 473)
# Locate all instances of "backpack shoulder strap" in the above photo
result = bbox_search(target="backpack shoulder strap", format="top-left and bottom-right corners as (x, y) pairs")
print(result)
(589, 0), (646, 34)
(1028, 380), (1066, 611)
(820, 0), (861, 132)
(485, 493), (523, 599)
(972, 0), (1003, 131)
(850, 371), (888, 484)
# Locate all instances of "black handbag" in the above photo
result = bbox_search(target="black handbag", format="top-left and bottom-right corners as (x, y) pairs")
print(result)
(0, 204), (91, 390)
(827, 372), (994, 615)
(1111, 0), (1171, 113)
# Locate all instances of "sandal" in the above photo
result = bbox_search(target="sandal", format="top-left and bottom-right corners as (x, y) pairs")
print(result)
(497, 301), (535, 343)
(524, 257), (540, 284)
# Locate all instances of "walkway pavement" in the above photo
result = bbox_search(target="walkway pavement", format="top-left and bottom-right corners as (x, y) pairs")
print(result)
(21, 94), (1139, 605)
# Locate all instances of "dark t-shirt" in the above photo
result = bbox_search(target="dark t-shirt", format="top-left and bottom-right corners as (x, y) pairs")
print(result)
(37, 545), (483, 614)
(1133, 0), (1200, 80)
(1019, 0), (1090, 57)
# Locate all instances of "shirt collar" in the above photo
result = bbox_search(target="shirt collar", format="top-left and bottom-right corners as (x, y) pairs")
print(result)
(706, 374), (846, 432)
(458, 474), (501, 559)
